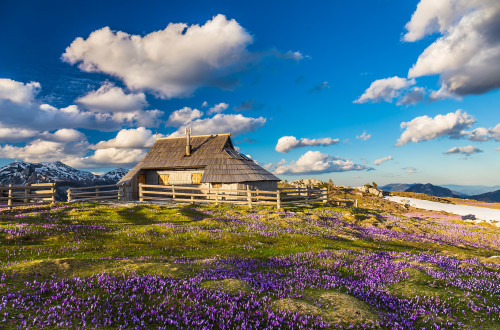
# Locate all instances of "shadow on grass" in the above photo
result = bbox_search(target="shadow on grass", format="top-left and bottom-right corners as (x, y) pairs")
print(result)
(178, 205), (208, 222)
(117, 207), (157, 225)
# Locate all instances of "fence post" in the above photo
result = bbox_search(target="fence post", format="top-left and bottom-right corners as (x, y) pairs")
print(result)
(355, 199), (358, 207)
(172, 185), (176, 200)
(51, 183), (56, 204)
(215, 188), (219, 206)
(8, 184), (13, 209)
(276, 190), (281, 209)
(322, 188), (328, 203)
(306, 186), (310, 201)
(96, 187), (99, 199)
(118, 185), (123, 202)
(67, 188), (72, 202)
(24, 183), (30, 203)
(247, 186), (252, 207)
(139, 183), (144, 202)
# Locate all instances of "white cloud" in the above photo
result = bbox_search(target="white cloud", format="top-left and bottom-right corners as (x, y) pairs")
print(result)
(273, 151), (371, 175)
(355, 77), (416, 103)
(396, 87), (427, 106)
(356, 131), (371, 141)
(445, 145), (482, 155)
(92, 127), (163, 149)
(396, 110), (475, 146)
(374, 156), (393, 165)
(275, 136), (339, 153)
(64, 14), (288, 98)
(169, 114), (266, 137)
(207, 102), (229, 115)
(166, 107), (203, 127)
(76, 83), (147, 112)
(201, 101), (208, 107)
(263, 159), (285, 171)
(0, 127), (40, 142)
(0, 138), (89, 163)
(39, 129), (86, 142)
(490, 123), (500, 141)
(0, 79), (162, 132)
(405, 0), (500, 96)
(67, 148), (146, 168)
(0, 79), (40, 104)
(467, 127), (490, 142)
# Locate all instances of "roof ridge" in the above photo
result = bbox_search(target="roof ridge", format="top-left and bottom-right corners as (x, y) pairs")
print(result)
(157, 133), (231, 140)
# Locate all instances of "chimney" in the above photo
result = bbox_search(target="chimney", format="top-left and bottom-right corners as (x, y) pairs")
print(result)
(185, 127), (191, 156)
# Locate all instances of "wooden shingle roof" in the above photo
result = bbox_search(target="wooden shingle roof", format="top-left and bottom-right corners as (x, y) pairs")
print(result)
(119, 134), (280, 184)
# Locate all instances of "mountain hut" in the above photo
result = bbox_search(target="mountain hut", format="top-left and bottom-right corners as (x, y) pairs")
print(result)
(118, 132), (280, 201)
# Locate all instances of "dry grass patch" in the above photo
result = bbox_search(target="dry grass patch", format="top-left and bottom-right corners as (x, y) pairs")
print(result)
(201, 278), (251, 294)
(274, 291), (380, 327)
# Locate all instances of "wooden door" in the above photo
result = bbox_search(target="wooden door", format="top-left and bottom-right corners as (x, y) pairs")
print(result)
(138, 174), (146, 184)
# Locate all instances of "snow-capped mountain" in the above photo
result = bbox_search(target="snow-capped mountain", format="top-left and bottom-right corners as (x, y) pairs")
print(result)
(0, 161), (129, 201)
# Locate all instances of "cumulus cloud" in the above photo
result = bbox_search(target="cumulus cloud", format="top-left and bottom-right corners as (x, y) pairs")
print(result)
(0, 78), (162, 132)
(275, 136), (339, 153)
(66, 148), (146, 168)
(396, 110), (475, 146)
(76, 83), (147, 112)
(445, 145), (483, 155)
(374, 156), (393, 165)
(92, 127), (164, 149)
(0, 79), (40, 104)
(490, 123), (500, 141)
(207, 102), (229, 115)
(355, 77), (416, 103)
(0, 138), (89, 163)
(169, 114), (266, 137)
(356, 131), (371, 141)
(396, 87), (427, 106)
(273, 151), (371, 175)
(405, 0), (500, 97)
(39, 129), (86, 143)
(63, 15), (302, 98)
(166, 107), (203, 127)
(467, 127), (491, 142)
(263, 159), (286, 171)
(0, 127), (40, 142)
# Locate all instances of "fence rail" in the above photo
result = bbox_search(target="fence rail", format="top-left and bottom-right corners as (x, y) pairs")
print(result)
(138, 184), (329, 208)
(0, 183), (56, 209)
(67, 185), (124, 203)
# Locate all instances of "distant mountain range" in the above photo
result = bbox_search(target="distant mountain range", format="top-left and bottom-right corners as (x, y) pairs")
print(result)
(468, 190), (500, 203)
(380, 183), (500, 203)
(0, 161), (129, 201)
(404, 183), (465, 198)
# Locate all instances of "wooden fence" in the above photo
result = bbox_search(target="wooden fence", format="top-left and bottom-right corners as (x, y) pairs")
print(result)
(67, 184), (124, 203)
(138, 184), (329, 208)
(0, 183), (56, 209)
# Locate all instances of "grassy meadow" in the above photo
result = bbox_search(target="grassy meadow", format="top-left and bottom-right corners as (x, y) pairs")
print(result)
(1, 196), (499, 329)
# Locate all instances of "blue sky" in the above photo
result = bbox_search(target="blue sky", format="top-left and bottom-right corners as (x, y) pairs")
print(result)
(0, 0), (499, 186)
